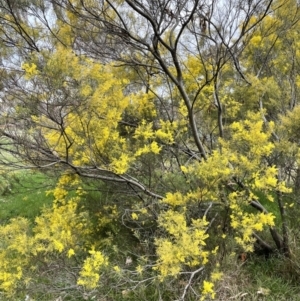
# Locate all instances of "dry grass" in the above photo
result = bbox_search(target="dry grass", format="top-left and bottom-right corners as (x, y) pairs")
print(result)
(215, 254), (300, 301)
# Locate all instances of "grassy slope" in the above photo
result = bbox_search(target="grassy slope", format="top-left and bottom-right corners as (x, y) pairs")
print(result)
(0, 170), (55, 223)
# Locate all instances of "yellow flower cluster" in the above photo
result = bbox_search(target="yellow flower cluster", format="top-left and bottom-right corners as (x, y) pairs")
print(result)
(0, 218), (33, 294)
(0, 191), (100, 296)
(77, 249), (108, 289)
(230, 192), (275, 251)
(21, 62), (39, 79)
(155, 209), (209, 278)
(34, 198), (90, 254)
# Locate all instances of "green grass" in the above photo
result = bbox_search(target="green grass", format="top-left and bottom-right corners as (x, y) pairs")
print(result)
(0, 170), (55, 223)
(245, 257), (299, 300)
